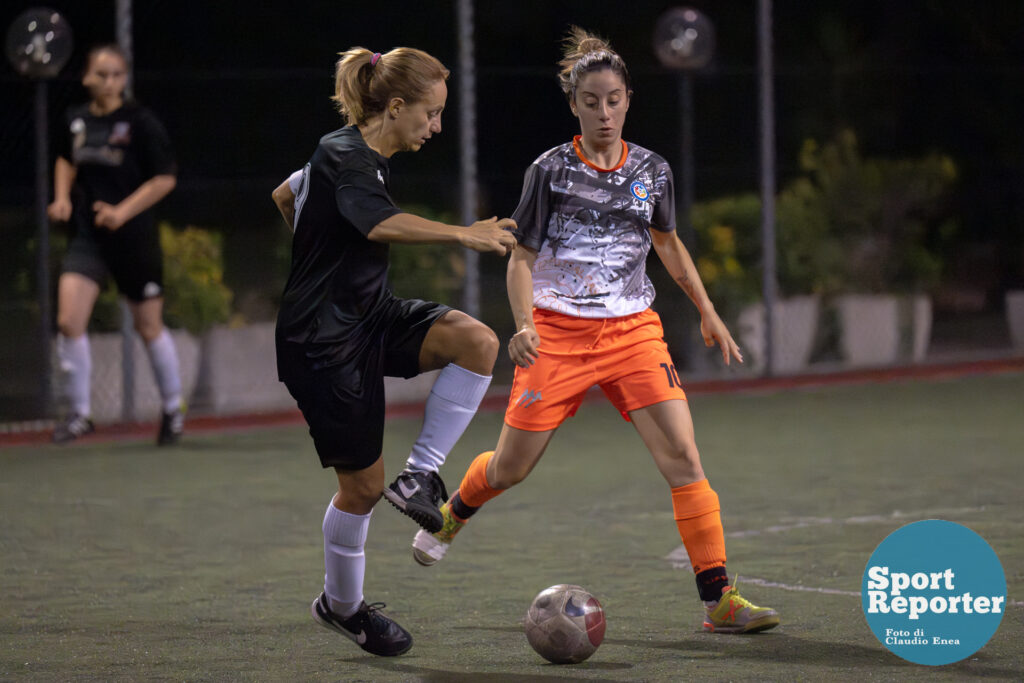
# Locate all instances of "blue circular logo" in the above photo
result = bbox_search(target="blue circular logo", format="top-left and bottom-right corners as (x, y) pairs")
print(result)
(862, 520), (1006, 665)
(630, 181), (649, 202)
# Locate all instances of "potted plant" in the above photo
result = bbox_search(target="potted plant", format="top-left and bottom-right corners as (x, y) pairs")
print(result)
(796, 130), (957, 366)
(689, 184), (841, 374)
(60, 223), (224, 422)
(1005, 248), (1024, 351)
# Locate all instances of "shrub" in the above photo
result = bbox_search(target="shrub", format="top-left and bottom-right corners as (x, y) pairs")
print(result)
(160, 223), (233, 334)
(690, 193), (763, 320)
(797, 129), (957, 294)
(386, 205), (465, 305)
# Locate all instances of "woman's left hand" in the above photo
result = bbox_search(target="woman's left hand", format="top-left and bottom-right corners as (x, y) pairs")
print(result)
(700, 311), (744, 366)
(92, 201), (127, 230)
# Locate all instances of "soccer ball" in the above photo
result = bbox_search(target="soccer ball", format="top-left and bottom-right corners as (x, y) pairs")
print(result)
(524, 584), (606, 664)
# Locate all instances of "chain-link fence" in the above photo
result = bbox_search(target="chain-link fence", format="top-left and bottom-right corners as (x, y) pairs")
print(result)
(2, 2), (1022, 427)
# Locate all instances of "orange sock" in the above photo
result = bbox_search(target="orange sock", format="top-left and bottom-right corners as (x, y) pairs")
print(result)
(671, 479), (727, 573)
(456, 451), (504, 508)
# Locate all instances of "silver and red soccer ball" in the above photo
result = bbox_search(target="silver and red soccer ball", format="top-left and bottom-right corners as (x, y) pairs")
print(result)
(524, 584), (606, 664)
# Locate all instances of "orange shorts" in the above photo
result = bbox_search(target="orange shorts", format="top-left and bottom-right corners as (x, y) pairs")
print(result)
(505, 308), (687, 432)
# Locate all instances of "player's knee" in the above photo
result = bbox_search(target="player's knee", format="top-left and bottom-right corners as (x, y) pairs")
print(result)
(473, 324), (500, 362)
(456, 321), (499, 371)
(133, 318), (162, 342)
(664, 441), (703, 479)
(56, 316), (83, 338)
(339, 479), (383, 511)
(675, 442), (702, 470)
(463, 319), (498, 352)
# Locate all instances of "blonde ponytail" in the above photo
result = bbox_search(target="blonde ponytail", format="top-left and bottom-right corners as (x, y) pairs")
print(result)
(332, 46), (449, 125)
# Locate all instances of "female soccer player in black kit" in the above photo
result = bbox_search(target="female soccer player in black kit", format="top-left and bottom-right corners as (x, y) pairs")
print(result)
(272, 47), (516, 656)
(47, 44), (184, 445)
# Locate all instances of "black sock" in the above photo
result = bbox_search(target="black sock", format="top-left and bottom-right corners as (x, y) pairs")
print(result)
(695, 566), (730, 602)
(449, 490), (480, 521)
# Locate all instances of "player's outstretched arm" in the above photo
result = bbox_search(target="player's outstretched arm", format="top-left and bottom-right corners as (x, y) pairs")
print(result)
(507, 245), (540, 367)
(650, 228), (743, 366)
(271, 177), (296, 230)
(367, 213), (517, 256)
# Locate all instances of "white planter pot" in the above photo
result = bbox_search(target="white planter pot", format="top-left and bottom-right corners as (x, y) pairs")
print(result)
(1006, 290), (1024, 350)
(737, 295), (821, 373)
(194, 322), (294, 414)
(193, 322), (439, 416)
(836, 294), (932, 366)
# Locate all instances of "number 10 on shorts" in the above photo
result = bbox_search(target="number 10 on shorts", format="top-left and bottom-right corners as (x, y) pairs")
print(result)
(660, 363), (681, 388)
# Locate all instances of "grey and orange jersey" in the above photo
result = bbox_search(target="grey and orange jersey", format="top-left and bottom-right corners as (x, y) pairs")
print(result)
(511, 136), (676, 319)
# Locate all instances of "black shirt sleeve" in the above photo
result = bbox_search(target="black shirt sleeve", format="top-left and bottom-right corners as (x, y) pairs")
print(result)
(510, 162), (550, 251)
(651, 159), (676, 233)
(55, 108), (73, 163)
(334, 154), (402, 236)
(135, 107), (177, 178)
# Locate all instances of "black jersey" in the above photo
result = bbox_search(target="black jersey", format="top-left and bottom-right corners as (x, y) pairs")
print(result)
(276, 126), (404, 369)
(56, 102), (176, 238)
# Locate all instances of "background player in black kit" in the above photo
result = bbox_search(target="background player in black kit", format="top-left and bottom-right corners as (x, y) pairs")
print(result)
(272, 46), (516, 656)
(47, 44), (184, 445)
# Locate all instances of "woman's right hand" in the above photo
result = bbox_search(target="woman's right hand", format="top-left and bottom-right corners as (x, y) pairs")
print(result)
(463, 217), (518, 256)
(47, 198), (72, 222)
(508, 325), (540, 367)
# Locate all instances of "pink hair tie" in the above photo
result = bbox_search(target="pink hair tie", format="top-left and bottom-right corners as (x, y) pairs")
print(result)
(371, 52), (381, 66)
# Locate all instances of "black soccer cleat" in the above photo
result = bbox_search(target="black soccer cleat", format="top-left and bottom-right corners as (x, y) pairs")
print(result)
(311, 592), (412, 657)
(52, 413), (95, 444)
(382, 469), (449, 533)
(157, 406), (185, 446)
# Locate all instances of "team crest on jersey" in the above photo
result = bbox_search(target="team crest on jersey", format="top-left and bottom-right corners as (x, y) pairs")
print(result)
(108, 121), (132, 145)
(630, 180), (650, 202)
(71, 118), (86, 150)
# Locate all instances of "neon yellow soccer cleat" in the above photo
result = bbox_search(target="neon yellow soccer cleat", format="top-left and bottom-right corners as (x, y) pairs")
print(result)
(703, 580), (780, 634)
(411, 501), (465, 566)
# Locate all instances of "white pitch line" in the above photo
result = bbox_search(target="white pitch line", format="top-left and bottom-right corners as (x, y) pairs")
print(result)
(738, 577), (861, 597)
(664, 506), (1024, 607)
(726, 506), (989, 539)
(731, 578), (1024, 608)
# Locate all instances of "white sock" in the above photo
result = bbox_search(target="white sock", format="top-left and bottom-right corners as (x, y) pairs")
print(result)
(57, 333), (91, 417)
(322, 501), (371, 618)
(406, 363), (491, 473)
(146, 329), (182, 413)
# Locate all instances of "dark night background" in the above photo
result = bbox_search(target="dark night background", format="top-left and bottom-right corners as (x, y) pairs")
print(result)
(2, 1), (1023, 415)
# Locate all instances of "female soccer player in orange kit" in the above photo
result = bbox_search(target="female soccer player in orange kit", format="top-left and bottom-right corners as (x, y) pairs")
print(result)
(412, 27), (779, 635)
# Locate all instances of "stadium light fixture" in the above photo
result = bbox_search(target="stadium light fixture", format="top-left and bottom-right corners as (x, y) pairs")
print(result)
(6, 7), (74, 416)
(653, 7), (715, 372)
(653, 6), (716, 72)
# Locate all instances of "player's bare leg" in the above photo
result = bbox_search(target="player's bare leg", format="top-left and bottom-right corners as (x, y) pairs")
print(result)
(130, 296), (184, 445)
(384, 311), (498, 532)
(53, 273), (100, 443)
(631, 399), (779, 633)
(412, 424), (555, 566)
(629, 398), (704, 487)
(313, 457), (413, 656)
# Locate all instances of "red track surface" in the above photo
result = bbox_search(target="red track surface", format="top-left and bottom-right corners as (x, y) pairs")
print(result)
(3, 355), (1022, 449)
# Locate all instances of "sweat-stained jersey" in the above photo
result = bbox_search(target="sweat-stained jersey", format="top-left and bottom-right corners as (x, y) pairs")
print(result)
(511, 136), (676, 319)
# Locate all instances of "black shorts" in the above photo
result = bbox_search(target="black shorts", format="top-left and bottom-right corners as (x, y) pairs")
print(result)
(278, 295), (451, 470)
(62, 221), (164, 302)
